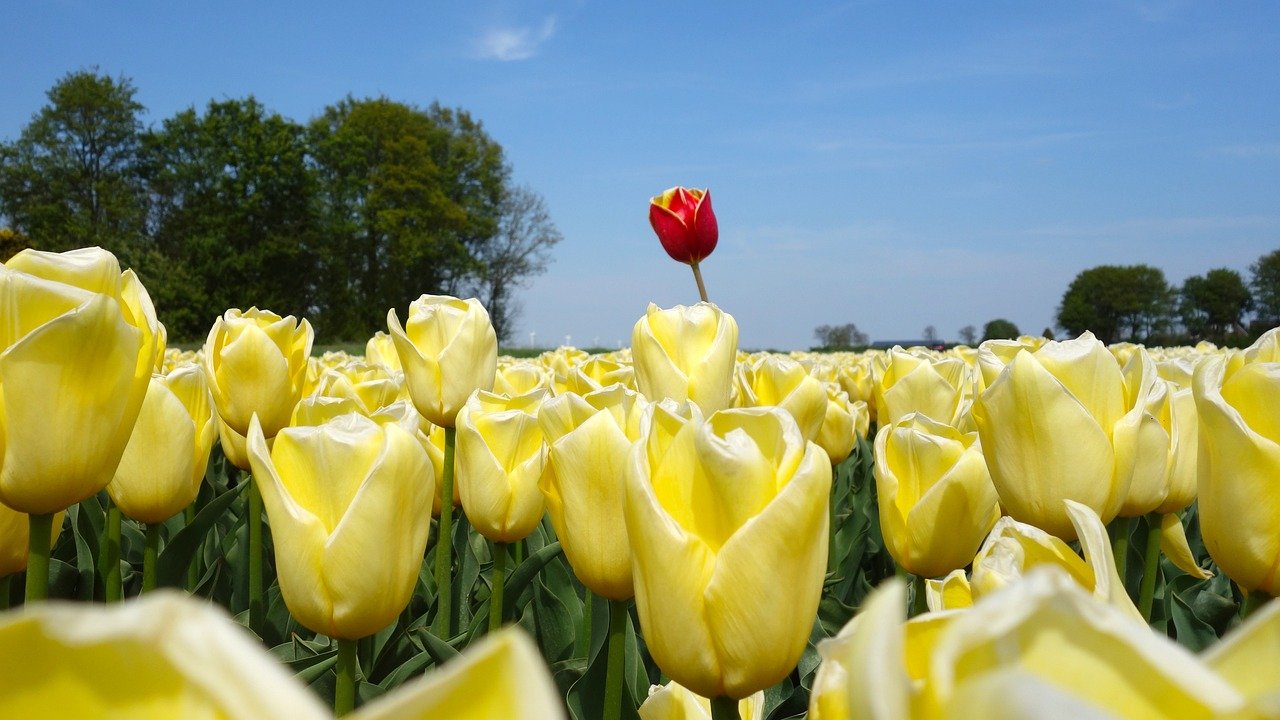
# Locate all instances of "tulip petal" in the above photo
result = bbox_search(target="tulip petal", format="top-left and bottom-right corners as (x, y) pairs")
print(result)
(108, 377), (198, 524)
(1159, 513), (1212, 580)
(1065, 499), (1144, 622)
(926, 570), (973, 612)
(1203, 595), (1280, 705)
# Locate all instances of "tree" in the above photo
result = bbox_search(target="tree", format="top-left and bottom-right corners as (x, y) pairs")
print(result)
(982, 318), (1021, 341)
(0, 69), (146, 261)
(141, 97), (320, 338)
(922, 325), (939, 344)
(308, 98), (509, 339)
(957, 325), (978, 345)
(463, 184), (561, 343)
(1251, 249), (1280, 325)
(814, 323), (868, 349)
(1056, 265), (1174, 344)
(0, 227), (31, 261)
(1179, 268), (1252, 341)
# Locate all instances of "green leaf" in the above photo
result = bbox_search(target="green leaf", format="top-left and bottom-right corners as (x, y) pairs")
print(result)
(156, 482), (246, 588)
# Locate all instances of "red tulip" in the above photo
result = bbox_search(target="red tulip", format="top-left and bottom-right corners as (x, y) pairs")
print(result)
(648, 187), (718, 265)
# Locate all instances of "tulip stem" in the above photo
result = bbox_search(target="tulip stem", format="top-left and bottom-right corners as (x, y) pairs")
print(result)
(489, 541), (507, 632)
(690, 260), (710, 303)
(1242, 591), (1270, 618)
(433, 426), (457, 638)
(103, 502), (122, 602)
(577, 589), (594, 658)
(1137, 513), (1162, 622)
(142, 523), (161, 593)
(710, 697), (738, 720)
(247, 474), (264, 634)
(1111, 517), (1133, 592)
(335, 637), (358, 716)
(910, 574), (928, 618)
(0, 575), (10, 610)
(602, 599), (628, 720)
(184, 504), (198, 591)
(25, 513), (53, 603)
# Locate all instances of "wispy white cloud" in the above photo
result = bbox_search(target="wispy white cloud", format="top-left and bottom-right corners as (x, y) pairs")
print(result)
(474, 16), (557, 62)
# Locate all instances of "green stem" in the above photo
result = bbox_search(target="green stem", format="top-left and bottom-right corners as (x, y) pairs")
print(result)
(1111, 516), (1132, 592)
(335, 637), (358, 716)
(827, 466), (839, 574)
(1137, 514), (1162, 621)
(690, 260), (710, 303)
(103, 502), (122, 602)
(142, 523), (161, 593)
(184, 504), (198, 591)
(910, 574), (928, 618)
(489, 541), (507, 633)
(1242, 590), (1270, 618)
(25, 513), (53, 603)
(602, 600), (629, 720)
(432, 426), (457, 638)
(247, 474), (264, 634)
(709, 696), (739, 720)
(577, 589), (594, 658)
(0, 574), (10, 610)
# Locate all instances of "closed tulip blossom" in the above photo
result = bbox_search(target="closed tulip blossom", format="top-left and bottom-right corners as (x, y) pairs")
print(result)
(626, 403), (831, 701)
(632, 302), (739, 413)
(387, 294), (497, 429)
(456, 389), (548, 544)
(874, 347), (971, 429)
(246, 411), (433, 640)
(649, 186), (719, 302)
(735, 355), (827, 443)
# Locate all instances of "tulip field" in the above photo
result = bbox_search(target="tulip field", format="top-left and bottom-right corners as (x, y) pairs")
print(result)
(2, 216), (1280, 719)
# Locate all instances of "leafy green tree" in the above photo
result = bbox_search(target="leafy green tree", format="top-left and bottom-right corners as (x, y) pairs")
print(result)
(1179, 268), (1252, 341)
(141, 97), (320, 339)
(1251, 249), (1280, 326)
(1056, 265), (1174, 344)
(308, 98), (509, 339)
(0, 69), (146, 261)
(981, 318), (1021, 341)
(813, 323), (868, 349)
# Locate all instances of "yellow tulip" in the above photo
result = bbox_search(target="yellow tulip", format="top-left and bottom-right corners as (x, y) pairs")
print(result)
(0, 590), (331, 719)
(835, 355), (876, 422)
(874, 347), (970, 428)
(538, 384), (646, 600)
(920, 568), (1242, 719)
(814, 383), (857, 464)
(387, 295), (497, 428)
(631, 302), (738, 412)
(972, 332), (1152, 540)
(1203, 595), (1280, 713)
(0, 247), (157, 514)
(203, 307), (313, 470)
(873, 413), (999, 578)
(349, 627), (566, 720)
(734, 355), (826, 443)
(312, 360), (403, 415)
(493, 360), (552, 397)
(1193, 329), (1280, 595)
(0, 504), (62, 578)
(639, 681), (763, 720)
(246, 411), (433, 640)
(108, 365), (218, 524)
(561, 355), (636, 395)
(364, 330), (402, 373)
(456, 389), (548, 543)
(625, 403), (831, 699)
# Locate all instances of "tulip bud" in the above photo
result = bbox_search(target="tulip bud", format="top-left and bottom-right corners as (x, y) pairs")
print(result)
(814, 383), (858, 464)
(874, 347), (971, 428)
(639, 681), (764, 720)
(538, 385), (647, 600)
(108, 365), (218, 524)
(202, 307), (313, 470)
(0, 247), (158, 514)
(735, 355), (827, 443)
(626, 404), (831, 699)
(874, 413), (999, 578)
(649, 187), (718, 264)
(247, 411), (433, 639)
(456, 389), (548, 543)
(632, 302), (738, 413)
(387, 295), (497, 428)
(1193, 329), (1280, 595)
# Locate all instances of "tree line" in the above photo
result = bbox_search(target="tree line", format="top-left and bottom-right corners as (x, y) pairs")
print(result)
(0, 70), (561, 342)
(1056, 254), (1279, 346)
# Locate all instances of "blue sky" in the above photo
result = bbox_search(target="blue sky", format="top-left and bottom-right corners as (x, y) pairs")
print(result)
(4, 1), (1279, 349)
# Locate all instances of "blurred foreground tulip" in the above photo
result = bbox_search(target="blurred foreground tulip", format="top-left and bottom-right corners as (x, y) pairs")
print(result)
(639, 681), (763, 720)
(874, 413), (999, 579)
(0, 591), (330, 719)
(1194, 328), (1280, 596)
(247, 412), (432, 640)
(632, 302), (738, 413)
(972, 332), (1153, 540)
(626, 404), (831, 700)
